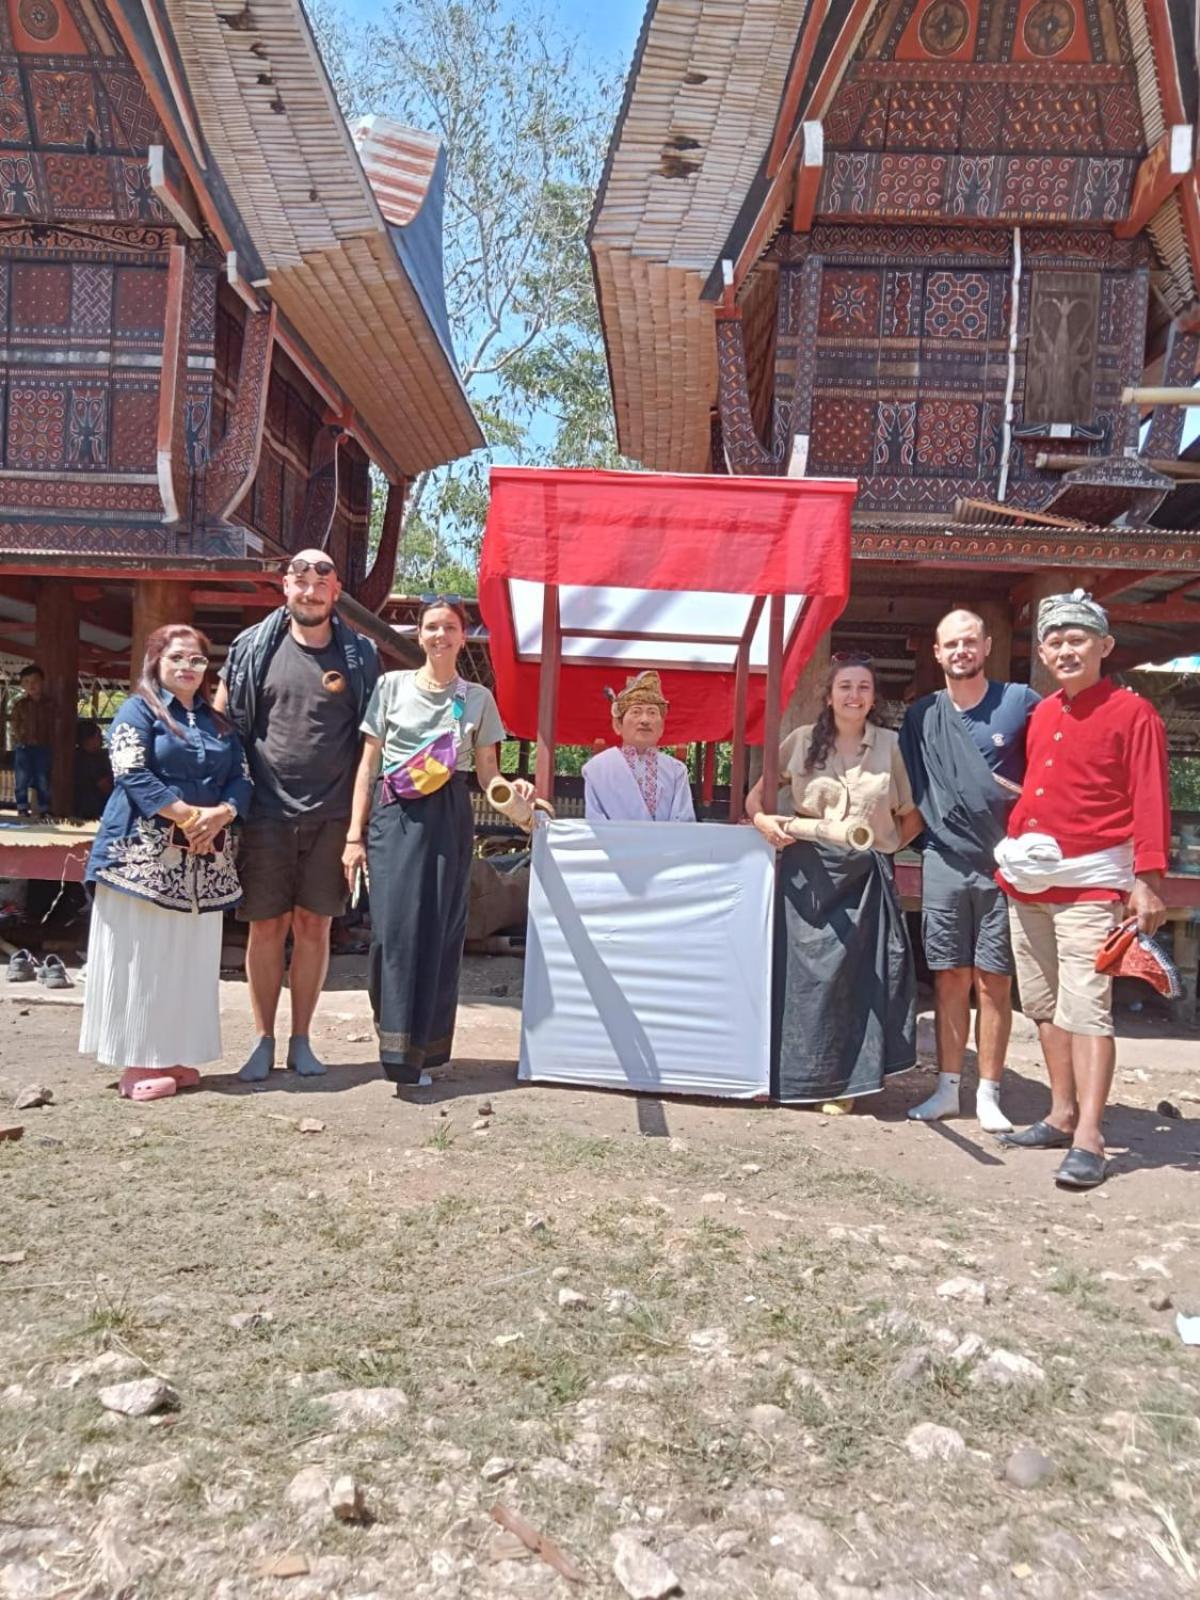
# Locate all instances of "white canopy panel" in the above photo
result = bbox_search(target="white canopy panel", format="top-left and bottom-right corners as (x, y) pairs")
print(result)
(508, 580), (807, 670)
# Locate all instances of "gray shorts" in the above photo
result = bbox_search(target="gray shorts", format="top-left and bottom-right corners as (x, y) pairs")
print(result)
(920, 850), (1013, 976)
(237, 814), (349, 922)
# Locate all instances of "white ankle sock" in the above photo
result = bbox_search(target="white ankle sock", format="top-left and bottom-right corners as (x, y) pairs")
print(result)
(975, 1078), (1013, 1133)
(908, 1073), (961, 1121)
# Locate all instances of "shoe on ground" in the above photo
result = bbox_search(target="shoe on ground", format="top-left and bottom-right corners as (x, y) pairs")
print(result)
(37, 955), (72, 989)
(997, 1119), (1072, 1150)
(6, 949), (36, 983)
(1054, 1147), (1106, 1190)
(393, 1071), (433, 1095)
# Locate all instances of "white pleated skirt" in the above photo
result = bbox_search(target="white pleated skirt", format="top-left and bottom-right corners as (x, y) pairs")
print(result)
(79, 883), (223, 1069)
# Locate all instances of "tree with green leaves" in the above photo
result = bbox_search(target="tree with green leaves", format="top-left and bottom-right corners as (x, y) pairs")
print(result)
(311, 0), (623, 595)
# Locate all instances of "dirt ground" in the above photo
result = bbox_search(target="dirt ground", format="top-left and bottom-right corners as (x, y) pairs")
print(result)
(1, 954), (1199, 1600)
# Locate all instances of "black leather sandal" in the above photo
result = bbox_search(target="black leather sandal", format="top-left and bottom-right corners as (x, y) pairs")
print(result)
(997, 1119), (1072, 1150)
(1055, 1148), (1107, 1190)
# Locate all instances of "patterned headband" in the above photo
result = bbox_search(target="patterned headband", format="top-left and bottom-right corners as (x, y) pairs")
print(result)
(1037, 589), (1109, 642)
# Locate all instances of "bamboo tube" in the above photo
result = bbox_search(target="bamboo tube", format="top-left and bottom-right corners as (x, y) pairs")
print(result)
(1034, 452), (1200, 480)
(486, 777), (555, 832)
(785, 816), (875, 852)
(1120, 386), (1200, 406)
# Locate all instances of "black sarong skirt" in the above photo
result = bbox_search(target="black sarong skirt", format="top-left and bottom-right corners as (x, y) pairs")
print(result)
(366, 773), (473, 1083)
(772, 839), (916, 1103)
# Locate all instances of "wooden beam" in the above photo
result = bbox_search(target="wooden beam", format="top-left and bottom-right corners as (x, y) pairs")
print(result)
(535, 585), (560, 802)
(148, 145), (202, 239)
(203, 303), (276, 524)
(130, 581), (191, 690)
(357, 478), (407, 614)
(1035, 451), (1200, 479)
(1106, 601), (1200, 624)
(728, 596), (764, 822)
(1120, 385), (1200, 405)
(36, 581), (79, 816)
(156, 244), (191, 525)
(1114, 126), (1192, 239)
(761, 595), (786, 808)
(791, 122), (824, 234)
(766, 0), (829, 176)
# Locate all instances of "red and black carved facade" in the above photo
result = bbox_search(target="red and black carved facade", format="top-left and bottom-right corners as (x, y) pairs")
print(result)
(716, 0), (1179, 542)
(0, 0), (375, 567)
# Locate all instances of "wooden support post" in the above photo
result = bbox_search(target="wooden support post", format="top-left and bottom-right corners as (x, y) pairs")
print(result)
(534, 585), (560, 803)
(729, 597), (765, 822)
(35, 580), (79, 817)
(761, 595), (786, 808)
(781, 625), (830, 741)
(976, 599), (1013, 681)
(1172, 919), (1198, 1031)
(130, 579), (191, 690)
(1021, 570), (1074, 695)
(701, 742), (716, 806)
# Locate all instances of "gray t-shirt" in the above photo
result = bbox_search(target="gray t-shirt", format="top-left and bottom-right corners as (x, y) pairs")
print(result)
(246, 633), (362, 819)
(361, 672), (505, 772)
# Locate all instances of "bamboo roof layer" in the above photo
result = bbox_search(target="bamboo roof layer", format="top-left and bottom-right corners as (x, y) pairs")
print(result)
(165, 0), (483, 477)
(590, 0), (814, 472)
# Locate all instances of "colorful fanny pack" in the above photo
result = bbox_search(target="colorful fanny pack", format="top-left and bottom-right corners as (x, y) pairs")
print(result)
(379, 685), (465, 802)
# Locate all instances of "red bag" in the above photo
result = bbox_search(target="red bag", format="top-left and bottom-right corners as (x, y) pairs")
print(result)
(1094, 918), (1182, 999)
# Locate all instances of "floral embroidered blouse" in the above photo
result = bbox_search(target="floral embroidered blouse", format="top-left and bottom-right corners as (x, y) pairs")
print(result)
(85, 694), (253, 913)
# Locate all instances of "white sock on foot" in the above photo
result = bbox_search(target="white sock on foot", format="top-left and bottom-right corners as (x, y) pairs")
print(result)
(975, 1077), (1013, 1133)
(908, 1073), (961, 1121)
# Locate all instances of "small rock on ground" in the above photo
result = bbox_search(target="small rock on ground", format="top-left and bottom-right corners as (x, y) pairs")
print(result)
(331, 1473), (365, 1522)
(1005, 1447), (1055, 1489)
(970, 1350), (1046, 1389)
(97, 1378), (177, 1417)
(905, 1422), (967, 1463)
(936, 1276), (988, 1303)
(321, 1387), (408, 1429)
(13, 1085), (52, 1110)
(611, 1529), (681, 1599)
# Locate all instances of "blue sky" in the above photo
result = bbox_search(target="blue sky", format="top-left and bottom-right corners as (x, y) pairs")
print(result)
(341, 0), (646, 71)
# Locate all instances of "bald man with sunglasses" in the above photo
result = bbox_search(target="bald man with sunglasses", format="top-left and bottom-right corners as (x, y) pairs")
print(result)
(215, 551), (379, 1082)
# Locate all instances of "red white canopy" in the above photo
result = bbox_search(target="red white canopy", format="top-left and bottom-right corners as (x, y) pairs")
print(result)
(479, 467), (855, 745)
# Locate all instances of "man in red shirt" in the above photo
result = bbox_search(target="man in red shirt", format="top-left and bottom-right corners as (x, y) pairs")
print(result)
(995, 590), (1169, 1190)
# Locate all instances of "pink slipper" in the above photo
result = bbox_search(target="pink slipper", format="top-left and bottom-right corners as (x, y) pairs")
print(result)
(118, 1070), (177, 1101)
(165, 1067), (201, 1089)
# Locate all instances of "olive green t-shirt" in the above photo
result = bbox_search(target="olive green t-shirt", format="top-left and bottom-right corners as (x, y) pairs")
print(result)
(360, 672), (505, 773)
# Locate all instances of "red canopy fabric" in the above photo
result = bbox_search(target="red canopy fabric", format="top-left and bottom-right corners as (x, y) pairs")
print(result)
(478, 466), (856, 745)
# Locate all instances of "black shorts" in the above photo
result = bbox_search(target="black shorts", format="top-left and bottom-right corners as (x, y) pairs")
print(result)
(237, 814), (349, 922)
(920, 849), (1013, 976)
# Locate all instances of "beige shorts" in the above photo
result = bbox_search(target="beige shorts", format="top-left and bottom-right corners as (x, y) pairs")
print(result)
(1007, 898), (1122, 1037)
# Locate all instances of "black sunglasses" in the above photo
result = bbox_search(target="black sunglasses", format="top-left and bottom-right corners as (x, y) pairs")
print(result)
(287, 558), (336, 578)
(419, 591), (463, 607)
(832, 650), (873, 666)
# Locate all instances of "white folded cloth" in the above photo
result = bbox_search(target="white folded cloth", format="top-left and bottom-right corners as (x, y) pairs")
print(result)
(994, 832), (1134, 894)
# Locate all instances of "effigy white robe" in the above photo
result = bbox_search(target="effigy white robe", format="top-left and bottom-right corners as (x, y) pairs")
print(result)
(582, 746), (696, 822)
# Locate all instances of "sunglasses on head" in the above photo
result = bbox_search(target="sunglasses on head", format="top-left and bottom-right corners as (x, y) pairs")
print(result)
(832, 650), (873, 666)
(420, 592), (463, 607)
(287, 558), (336, 578)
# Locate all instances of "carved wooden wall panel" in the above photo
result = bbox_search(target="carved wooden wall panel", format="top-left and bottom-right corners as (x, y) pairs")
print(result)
(821, 0), (1146, 226)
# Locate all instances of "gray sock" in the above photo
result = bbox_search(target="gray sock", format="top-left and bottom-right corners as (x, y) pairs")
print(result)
(287, 1035), (326, 1077)
(237, 1036), (275, 1083)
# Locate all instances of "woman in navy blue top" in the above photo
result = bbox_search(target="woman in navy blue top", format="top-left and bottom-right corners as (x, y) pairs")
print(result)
(80, 625), (252, 1098)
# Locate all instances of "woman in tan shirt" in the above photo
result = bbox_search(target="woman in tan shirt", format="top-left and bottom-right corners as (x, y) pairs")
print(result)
(746, 653), (921, 1112)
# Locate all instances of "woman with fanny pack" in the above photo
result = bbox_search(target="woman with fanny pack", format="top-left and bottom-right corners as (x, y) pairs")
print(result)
(343, 596), (533, 1091)
(80, 624), (251, 1099)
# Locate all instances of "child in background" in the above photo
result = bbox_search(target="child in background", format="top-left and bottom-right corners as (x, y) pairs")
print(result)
(73, 719), (113, 820)
(11, 665), (52, 819)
